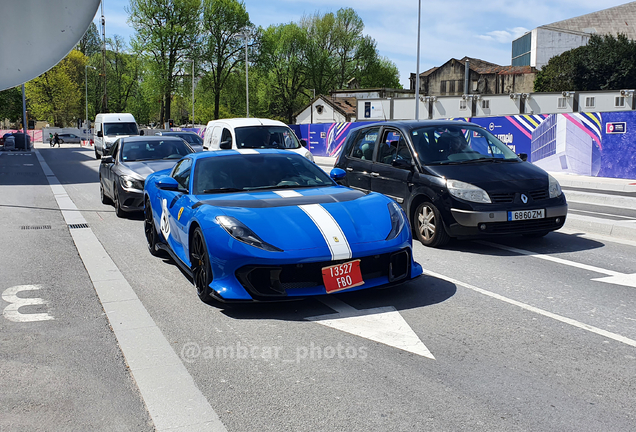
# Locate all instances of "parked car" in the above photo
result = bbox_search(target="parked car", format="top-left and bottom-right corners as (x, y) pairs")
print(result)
(99, 136), (194, 217)
(143, 149), (421, 303)
(156, 131), (204, 152)
(56, 133), (82, 143)
(202, 118), (314, 162)
(334, 120), (568, 247)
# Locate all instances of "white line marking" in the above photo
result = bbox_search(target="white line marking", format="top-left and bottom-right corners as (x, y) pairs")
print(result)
(477, 241), (622, 276)
(299, 204), (352, 260)
(2, 285), (54, 322)
(273, 190), (302, 198)
(421, 269), (636, 348)
(34, 151), (227, 432)
(308, 297), (435, 359)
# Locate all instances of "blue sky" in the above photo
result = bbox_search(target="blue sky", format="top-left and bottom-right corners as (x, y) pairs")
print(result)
(97, 0), (630, 88)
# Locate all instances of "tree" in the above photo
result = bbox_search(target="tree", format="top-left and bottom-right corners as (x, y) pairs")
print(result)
(26, 50), (86, 126)
(301, 11), (338, 96)
(0, 87), (23, 123)
(535, 34), (636, 92)
(105, 36), (142, 113)
(258, 23), (308, 123)
(129, 0), (201, 124)
(200, 0), (253, 120)
(77, 22), (101, 57)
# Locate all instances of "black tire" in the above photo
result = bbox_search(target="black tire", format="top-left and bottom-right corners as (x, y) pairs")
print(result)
(100, 180), (112, 205)
(113, 184), (125, 218)
(95, 148), (101, 160)
(191, 227), (214, 303)
(413, 201), (450, 247)
(523, 231), (550, 238)
(144, 199), (162, 257)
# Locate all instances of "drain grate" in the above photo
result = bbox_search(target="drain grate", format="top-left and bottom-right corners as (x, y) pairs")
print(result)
(68, 223), (90, 229)
(21, 225), (52, 230)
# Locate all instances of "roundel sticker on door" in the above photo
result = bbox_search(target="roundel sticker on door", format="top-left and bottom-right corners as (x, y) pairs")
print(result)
(160, 198), (171, 240)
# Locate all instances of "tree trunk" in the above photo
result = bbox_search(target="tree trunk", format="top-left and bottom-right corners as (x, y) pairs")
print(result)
(165, 90), (172, 124)
(214, 86), (220, 120)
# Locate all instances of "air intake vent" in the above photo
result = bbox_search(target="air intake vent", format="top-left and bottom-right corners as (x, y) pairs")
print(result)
(68, 223), (89, 229)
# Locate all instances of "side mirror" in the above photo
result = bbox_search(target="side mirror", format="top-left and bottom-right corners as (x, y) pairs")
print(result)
(156, 177), (182, 191)
(101, 156), (114, 164)
(330, 168), (346, 181)
(219, 140), (232, 150)
(300, 139), (307, 148)
(97, 131), (103, 138)
(518, 153), (528, 161)
(392, 158), (414, 170)
(139, 130), (144, 136)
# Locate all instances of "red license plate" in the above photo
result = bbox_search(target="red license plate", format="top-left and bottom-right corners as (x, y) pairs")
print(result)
(322, 260), (364, 293)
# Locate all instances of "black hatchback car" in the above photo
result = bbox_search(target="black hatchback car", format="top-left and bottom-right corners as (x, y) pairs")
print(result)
(334, 120), (568, 247)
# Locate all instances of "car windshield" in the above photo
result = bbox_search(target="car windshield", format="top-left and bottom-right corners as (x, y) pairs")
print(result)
(234, 126), (301, 149)
(104, 122), (139, 136)
(121, 139), (193, 162)
(172, 133), (203, 145)
(193, 153), (332, 194)
(410, 125), (519, 165)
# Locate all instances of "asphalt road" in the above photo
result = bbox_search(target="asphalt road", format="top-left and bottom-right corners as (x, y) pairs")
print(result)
(2, 145), (635, 431)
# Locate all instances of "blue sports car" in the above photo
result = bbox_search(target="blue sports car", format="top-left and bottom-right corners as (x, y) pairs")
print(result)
(143, 149), (422, 303)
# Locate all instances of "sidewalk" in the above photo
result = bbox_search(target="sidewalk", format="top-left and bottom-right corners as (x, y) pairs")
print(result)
(313, 156), (636, 241)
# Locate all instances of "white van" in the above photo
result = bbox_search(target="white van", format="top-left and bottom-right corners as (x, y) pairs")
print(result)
(93, 113), (142, 159)
(203, 118), (313, 161)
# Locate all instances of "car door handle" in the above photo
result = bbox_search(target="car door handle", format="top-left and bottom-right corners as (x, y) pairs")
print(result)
(371, 172), (380, 177)
(346, 167), (353, 171)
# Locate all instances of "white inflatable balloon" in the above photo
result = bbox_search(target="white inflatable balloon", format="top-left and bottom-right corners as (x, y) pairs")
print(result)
(0, 0), (101, 91)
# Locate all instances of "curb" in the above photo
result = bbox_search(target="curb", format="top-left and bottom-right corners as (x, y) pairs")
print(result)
(563, 213), (636, 241)
(563, 190), (636, 210)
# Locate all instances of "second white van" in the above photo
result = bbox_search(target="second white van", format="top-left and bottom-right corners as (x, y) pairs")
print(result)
(93, 113), (142, 159)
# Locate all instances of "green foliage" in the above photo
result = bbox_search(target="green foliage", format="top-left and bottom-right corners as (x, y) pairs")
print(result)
(0, 87), (23, 123)
(77, 22), (101, 57)
(535, 34), (636, 92)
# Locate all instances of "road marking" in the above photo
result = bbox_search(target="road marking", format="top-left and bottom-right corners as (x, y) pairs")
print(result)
(299, 204), (352, 260)
(2, 285), (54, 322)
(34, 150), (227, 432)
(569, 209), (636, 220)
(478, 241), (636, 288)
(421, 269), (636, 349)
(306, 297), (435, 359)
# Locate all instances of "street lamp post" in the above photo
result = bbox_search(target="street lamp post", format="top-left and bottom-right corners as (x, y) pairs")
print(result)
(191, 59), (195, 127)
(86, 65), (97, 137)
(415, 0), (421, 120)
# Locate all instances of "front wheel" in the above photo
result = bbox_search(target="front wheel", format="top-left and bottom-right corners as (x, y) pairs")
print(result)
(100, 180), (112, 205)
(413, 201), (450, 247)
(95, 148), (101, 160)
(144, 199), (162, 256)
(191, 227), (214, 303)
(113, 185), (125, 218)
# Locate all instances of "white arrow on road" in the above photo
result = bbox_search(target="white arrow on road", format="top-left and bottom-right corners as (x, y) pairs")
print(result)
(306, 296), (435, 359)
(479, 241), (636, 289)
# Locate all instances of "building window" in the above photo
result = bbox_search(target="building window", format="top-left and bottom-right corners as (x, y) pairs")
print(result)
(459, 100), (467, 110)
(481, 100), (490, 109)
(585, 97), (595, 108)
(472, 80), (478, 91)
(557, 97), (567, 109)
(448, 80), (456, 94)
(440, 81), (447, 94)
(615, 96), (625, 107)
(457, 80), (464, 93)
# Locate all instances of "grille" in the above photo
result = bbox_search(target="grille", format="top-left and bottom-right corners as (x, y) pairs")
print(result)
(236, 249), (411, 299)
(484, 217), (563, 233)
(490, 193), (515, 203)
(528, 189), (549, 201)
(68, 223), (90, 229)
(21, 225), (51, 230)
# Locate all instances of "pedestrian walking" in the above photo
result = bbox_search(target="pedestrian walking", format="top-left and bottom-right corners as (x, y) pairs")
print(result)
(53, 132), (61, 147)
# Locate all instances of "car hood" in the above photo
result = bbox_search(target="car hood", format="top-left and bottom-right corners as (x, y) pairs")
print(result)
(194, 186), (393, 251)
(425, 161), (550, 193)
(122, 160), (178, 179)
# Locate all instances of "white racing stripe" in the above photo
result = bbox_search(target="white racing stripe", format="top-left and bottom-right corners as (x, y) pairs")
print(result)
(236, 149), (259, 154)
(299, 204), (352, 260)
(274, 190), (302, 198)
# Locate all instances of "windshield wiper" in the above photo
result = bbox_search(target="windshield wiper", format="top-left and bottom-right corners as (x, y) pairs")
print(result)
(202, 187), (245, 194)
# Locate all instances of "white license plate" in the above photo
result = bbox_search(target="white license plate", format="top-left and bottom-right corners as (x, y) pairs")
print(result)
(508, 209), (545, 221)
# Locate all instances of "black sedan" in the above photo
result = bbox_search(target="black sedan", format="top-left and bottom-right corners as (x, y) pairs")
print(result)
(334, 120), (568, 247)
(156, 131), (204, 152)
(99, 136), (194, 217)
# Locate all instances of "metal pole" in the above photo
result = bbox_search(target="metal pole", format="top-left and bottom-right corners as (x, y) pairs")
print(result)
(414, 0), (421, 120)
(85, 65), (88, 131)
(245, 31), (249, 118)
(22, 84), (27, 147)
(101, 0), (107, 112)
(192, 60), (195, 127)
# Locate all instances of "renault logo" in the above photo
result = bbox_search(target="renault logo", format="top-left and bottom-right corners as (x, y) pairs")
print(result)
(521, 194), (528, 204)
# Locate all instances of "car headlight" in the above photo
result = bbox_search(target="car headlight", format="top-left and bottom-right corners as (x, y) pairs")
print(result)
(305, 151), (314, 162)
(548, 174), (562, 198)
(386, 201), (406, 241)
(446, 179), (491, 203)
(216, 216), (282, 252)
(120, 175), (144, 191)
